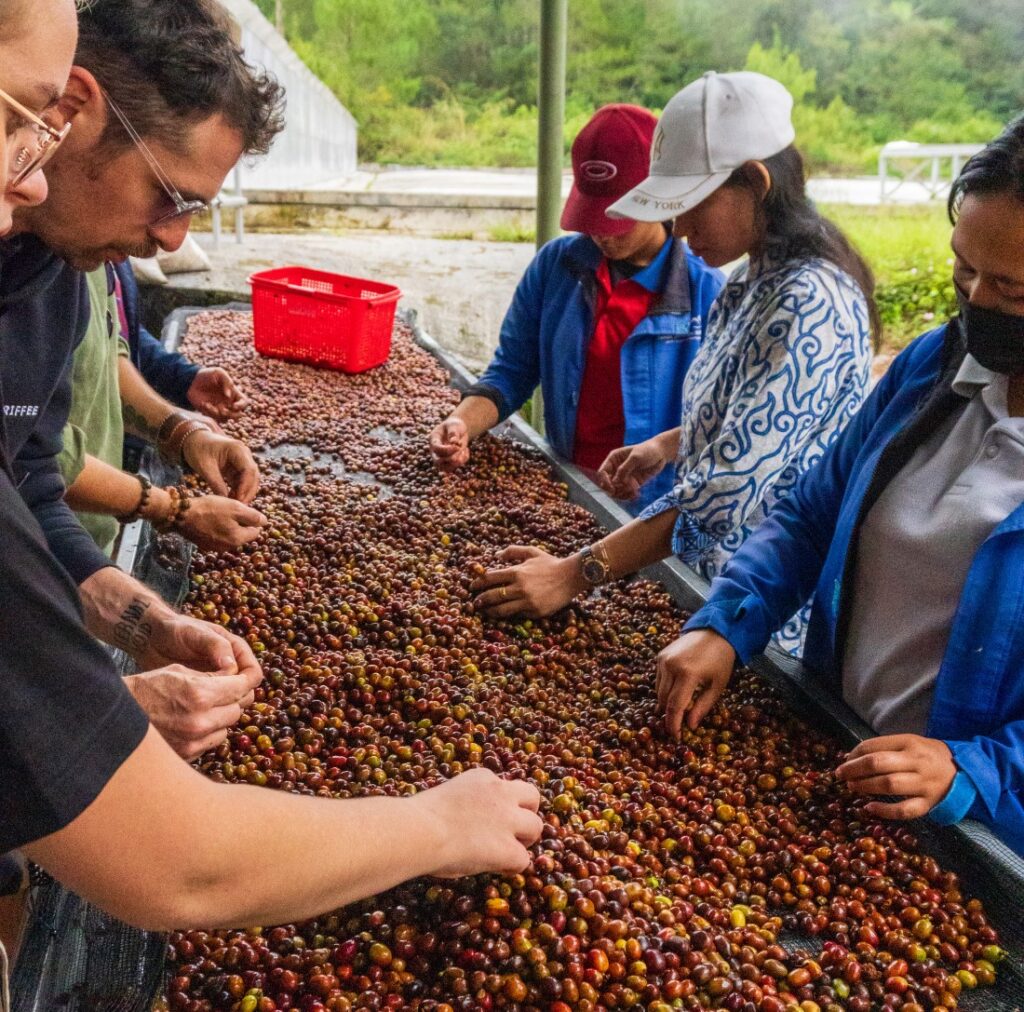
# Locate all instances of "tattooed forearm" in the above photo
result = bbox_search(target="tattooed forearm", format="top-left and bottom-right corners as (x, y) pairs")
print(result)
(113, 597), (154, 655)
(122, 403), (162, 442)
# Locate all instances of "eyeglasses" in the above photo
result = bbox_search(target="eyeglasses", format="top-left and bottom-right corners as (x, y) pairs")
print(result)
(0, 86), (71, 188)
(103, 92), (209, 226)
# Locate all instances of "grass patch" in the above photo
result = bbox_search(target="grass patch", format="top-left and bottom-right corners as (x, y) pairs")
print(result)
(821, 203), (952, 275)
(821, 203), (956, 351)
(488, 220), (537, 245)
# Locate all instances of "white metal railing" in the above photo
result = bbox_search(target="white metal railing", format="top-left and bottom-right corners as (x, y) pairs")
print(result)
(217, 0), (358, 189)
(878, 141), (984, 203)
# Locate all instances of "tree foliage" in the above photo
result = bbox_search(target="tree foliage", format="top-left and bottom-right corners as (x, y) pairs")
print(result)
(253, 0), (1022, 169)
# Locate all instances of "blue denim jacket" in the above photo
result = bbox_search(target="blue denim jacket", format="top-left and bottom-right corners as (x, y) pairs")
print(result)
(686, 323), (1024, 854)
(471, 233), (724, 512)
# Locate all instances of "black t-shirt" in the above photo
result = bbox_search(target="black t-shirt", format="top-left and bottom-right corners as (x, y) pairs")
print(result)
(0, 446), (149, 854)
(0, 236), (113, 585)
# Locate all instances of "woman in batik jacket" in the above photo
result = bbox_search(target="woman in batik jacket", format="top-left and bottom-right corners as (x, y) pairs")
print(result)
(470, 72), (878, 655)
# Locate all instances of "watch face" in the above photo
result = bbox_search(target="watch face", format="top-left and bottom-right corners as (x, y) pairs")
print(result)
(582, 557), (606, 584)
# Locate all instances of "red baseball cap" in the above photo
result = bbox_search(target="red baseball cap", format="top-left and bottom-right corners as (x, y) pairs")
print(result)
(561, 104), (658, 237)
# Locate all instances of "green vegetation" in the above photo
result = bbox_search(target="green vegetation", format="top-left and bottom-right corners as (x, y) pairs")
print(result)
(822, 203), (957, 350)
(257, 0), (1020, 173)
(487, 220), (538, 245)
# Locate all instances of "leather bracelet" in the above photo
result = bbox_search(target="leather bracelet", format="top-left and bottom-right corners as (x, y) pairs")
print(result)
(178, 423), (209, 459)
(162, 419), (211, 465)
(115, 474), (153, 524)
(159, 417), (194, 463)
(158, 411), (190, 444)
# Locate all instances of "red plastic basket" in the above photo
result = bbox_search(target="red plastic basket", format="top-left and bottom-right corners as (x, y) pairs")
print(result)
(248, 266), (401, 373)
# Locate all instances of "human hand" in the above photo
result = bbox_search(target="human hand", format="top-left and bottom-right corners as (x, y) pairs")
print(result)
(416, 769), (543, 877)
(597, 433), (677, 501)
(656, 629), (737, 738)
(429, 418), (471, 472)
(470, 546), (586, 618)
(835, 735), (958, 820)
(182, 430), (260, 503)
(177, 495), (266, 553)
(125, 663), (260, 761)
(138, 613), (263, 689)
(188, 367), (249, 421)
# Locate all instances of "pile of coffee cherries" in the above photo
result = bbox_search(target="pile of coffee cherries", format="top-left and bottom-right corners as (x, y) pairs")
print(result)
(163, 313), (1007, 1012)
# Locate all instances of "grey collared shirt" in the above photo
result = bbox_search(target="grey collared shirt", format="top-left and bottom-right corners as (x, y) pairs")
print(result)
(842, 355), (1024, 735)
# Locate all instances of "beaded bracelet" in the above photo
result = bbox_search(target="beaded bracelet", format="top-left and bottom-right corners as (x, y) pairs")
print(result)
(174, 489), (193, 530)
(115, 474), (153, 524)
(153, 485), (192, 533)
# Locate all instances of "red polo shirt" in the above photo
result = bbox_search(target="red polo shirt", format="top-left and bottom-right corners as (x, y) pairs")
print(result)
(573, 257), (659, 471)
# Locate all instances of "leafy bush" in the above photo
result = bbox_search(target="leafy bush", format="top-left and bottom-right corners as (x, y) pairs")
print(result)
(269, 0), (1019, 176)
(355, 94), (593, 168)
(875, 263), (958, 348)
(821, 204), (956, 350)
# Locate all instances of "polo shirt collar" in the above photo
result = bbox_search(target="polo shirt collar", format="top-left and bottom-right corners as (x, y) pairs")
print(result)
(628, 235), (674, 293)
(952, 353), (1000, 396)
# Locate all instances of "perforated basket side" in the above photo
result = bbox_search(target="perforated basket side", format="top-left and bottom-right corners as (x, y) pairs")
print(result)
(250, 268), (399, 373)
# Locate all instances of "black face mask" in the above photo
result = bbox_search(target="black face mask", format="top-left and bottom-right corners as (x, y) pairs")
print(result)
(957, 286), (1024, 375)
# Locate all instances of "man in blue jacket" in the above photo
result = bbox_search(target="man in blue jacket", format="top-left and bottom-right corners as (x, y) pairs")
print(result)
(113, 260), (249, 465)
(114, 262), (248, 423)
(429, 104), (723, 513)
(652, 118), (1024, 855)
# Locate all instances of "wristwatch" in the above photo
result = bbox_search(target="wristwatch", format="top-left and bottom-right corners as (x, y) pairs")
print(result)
(579, 545), (612, 587)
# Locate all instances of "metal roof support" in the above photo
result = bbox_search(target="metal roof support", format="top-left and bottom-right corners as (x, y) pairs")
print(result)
(531, 0), (567, 433)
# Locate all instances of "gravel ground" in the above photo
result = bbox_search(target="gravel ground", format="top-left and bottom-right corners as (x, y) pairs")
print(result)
(172, 231), (535, 373)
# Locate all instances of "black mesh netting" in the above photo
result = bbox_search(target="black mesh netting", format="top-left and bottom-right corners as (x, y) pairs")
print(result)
(10, 874), (165, 1012)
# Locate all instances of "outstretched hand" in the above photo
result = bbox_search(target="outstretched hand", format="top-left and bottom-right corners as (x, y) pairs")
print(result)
(470, 546), (585, 618)
(188, 367), (249, 421)
(655, 629), (737, 738)
(597, 433), (677, 501)
(836, 735), (958, 820)
(429, 418), (471, 472)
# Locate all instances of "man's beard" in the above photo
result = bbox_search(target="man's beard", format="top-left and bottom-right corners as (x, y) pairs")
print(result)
(60, 241), (160, 271)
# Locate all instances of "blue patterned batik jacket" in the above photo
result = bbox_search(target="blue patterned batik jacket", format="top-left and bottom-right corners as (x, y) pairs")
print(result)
(640, 255), (873, 653)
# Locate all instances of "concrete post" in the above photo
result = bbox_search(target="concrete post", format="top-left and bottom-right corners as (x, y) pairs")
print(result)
(532, 0), (568, 434)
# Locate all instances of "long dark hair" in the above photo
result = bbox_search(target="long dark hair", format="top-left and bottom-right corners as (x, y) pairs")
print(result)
(725, 146), (881, 344)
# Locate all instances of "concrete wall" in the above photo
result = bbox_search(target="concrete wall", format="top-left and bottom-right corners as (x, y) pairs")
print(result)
(217, 0), (358, 188)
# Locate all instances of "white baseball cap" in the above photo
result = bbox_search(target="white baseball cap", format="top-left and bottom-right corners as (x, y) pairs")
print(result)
(608, 71), (795, 221)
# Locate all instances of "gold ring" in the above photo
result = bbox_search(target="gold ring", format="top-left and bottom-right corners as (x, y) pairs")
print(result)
(499, 586), (508, 601)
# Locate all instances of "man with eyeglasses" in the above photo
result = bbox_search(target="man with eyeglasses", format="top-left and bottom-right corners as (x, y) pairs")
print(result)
(0, 8), (543, 972)
(0, 0), (286, 758)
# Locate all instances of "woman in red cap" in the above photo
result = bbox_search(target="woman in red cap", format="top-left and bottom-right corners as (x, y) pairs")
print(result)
(429, 104), (724, 513)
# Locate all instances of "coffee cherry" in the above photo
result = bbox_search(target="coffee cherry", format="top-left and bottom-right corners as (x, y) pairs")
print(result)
(163, 312), (1005, 1011)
